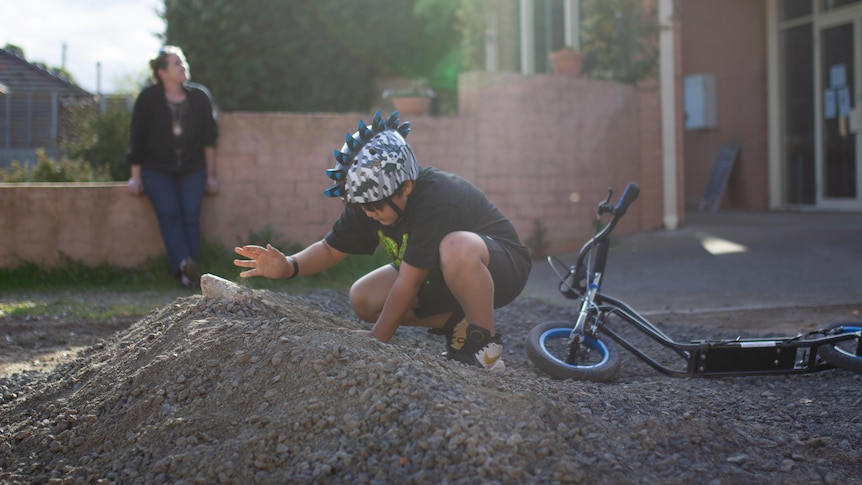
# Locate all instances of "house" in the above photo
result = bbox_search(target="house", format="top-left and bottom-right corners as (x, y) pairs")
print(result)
(0, 46), (94, 168)
(493, 0), (862, 223)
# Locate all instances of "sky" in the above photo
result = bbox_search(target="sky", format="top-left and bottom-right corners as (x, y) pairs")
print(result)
(2, 0), (165, 93)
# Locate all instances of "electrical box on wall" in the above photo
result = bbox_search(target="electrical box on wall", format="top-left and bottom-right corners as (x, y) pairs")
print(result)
(684, 73), (717, 130)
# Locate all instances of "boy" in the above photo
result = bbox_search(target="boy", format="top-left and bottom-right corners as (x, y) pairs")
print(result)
(234, 111), (531, 369)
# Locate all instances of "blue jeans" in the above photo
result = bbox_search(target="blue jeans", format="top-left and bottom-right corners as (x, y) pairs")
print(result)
(141, 167), (206, 276)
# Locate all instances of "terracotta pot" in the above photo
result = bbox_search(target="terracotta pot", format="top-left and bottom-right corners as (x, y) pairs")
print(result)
(392, 96), (431, 117)
(548, 49), (584, 76)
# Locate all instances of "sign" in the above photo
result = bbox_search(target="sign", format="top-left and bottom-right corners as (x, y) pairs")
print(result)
(699, 143), (740, 213)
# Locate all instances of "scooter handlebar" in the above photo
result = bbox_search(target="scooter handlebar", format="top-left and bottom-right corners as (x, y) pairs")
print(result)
(614, 183), (640, 215)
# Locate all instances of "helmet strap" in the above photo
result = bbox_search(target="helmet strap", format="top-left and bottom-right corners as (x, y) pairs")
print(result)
(386, 198), (405, 219)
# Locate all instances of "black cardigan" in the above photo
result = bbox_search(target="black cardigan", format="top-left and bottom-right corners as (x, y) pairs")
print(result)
(126, 82), (218, 174)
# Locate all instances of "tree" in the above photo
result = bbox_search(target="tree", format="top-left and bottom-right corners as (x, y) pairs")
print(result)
(3, 43), (25, 58)
(161, 0), (461, 113)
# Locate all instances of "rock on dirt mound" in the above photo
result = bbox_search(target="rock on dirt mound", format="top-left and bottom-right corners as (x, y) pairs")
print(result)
(1, 279), (861, 484)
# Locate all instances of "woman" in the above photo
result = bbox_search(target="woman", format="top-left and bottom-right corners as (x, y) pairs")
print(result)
(127, 46), (219, 288)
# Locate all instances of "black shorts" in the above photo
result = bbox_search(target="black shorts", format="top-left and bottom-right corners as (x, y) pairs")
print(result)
(412, 235), (532, 319)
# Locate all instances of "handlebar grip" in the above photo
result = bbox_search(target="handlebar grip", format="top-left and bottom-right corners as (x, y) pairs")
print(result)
(614, 183), (640, 214)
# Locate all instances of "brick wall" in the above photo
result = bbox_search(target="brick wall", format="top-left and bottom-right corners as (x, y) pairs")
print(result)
(0, 72), (662, 268)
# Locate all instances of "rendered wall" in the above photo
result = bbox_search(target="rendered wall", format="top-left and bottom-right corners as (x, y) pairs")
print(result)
(680, 0), (768, 209)
(0, 72), (662, 268)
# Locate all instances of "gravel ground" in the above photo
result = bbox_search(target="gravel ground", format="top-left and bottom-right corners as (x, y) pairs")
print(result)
(0, 288), (860, 484)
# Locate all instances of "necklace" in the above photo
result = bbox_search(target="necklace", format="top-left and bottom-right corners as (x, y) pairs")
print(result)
(168, 99), (185, 137)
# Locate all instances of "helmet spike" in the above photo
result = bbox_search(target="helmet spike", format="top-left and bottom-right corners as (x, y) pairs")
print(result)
(334, 150), (351, 166)
(385, 111), (400, 130)
(371, 110), (385, 133)
(346, 133), (362, 153)
(358, 119), (373, 141)
(326, 168), (346, 181)
(397, 121), (411, 138)
(324, 184), (346, 198)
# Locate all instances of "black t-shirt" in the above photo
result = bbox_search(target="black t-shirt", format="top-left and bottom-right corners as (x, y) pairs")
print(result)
(325, 167), (525, 270)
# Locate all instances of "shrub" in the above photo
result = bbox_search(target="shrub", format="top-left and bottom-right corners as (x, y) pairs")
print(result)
(64, 105), (133, 181)
(0, 149), (111, 182)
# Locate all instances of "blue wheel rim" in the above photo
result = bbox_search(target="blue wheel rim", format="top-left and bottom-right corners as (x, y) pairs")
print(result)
(539, 328), (610, 368)
(833, 325), (862, 358)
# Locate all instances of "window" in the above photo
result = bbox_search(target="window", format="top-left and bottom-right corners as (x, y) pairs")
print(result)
(780, 0), (812, 20)
(820, 0), (861, 12)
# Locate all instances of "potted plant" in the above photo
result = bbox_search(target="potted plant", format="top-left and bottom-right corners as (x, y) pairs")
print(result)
(382, 79), (436, 116)
(548, 46), (584, 76)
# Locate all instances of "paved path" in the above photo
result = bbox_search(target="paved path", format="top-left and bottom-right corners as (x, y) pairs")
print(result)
(523, 210), (862, 315)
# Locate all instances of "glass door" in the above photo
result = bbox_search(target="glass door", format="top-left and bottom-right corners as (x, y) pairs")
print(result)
(819, 18), (861, 206)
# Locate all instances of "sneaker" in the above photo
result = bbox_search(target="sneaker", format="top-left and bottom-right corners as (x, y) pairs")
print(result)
(442, 320), (505, 371)
(180, 273), (194, 288)
(180, 258), (199, 288)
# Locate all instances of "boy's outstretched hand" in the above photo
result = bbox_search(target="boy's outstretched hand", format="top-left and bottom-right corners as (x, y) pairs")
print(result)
(234, 244), (291, 279)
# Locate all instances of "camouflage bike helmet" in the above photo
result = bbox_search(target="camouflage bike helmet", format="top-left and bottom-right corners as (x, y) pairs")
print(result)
(324, 110), (419, 204)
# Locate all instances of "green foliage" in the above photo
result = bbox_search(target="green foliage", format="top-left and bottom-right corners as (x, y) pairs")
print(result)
(0, 149), (111, 182)
(0, 254), (169, 291)
(68, 108), (133, 181)
(3, 43), (25, 58)
(0, 299), (158, 321)
(59, 95), (133, 182)
(453, 0), (495, 72)
(162, 0), (461, 112)
(580, 0), (660, 84)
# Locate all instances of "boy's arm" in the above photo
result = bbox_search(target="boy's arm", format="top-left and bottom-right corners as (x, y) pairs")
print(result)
(370, 262), (429, 342)
(234, 239), (347, 279)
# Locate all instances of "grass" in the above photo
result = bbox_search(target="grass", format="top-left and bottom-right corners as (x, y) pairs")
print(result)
(0, 238), (390, 322)
(0, 299), (155, 321)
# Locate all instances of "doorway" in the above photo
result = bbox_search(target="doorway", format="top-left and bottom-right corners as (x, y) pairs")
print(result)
(817, 13), (861, 207)
(777, 1), (862, 208)
(815, 4), (862, 209)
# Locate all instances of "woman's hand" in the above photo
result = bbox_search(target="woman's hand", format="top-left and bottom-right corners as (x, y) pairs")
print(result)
(205, 175), (220, 195)
(234, 244), (291, 279)
(127, 177), (144, 196)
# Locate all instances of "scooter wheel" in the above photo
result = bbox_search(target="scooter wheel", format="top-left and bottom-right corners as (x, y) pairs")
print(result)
(817, 322), (862, 373)
(526, 320), (621, 382)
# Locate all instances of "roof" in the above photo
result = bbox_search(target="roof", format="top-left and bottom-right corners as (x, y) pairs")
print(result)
(0, 47), (92, 97)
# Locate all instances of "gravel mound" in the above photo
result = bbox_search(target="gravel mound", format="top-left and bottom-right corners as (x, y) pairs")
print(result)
(1, 289), (860, 484)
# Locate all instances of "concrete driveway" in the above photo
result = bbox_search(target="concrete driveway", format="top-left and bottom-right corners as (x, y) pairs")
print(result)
(523, 210), (862, 315)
